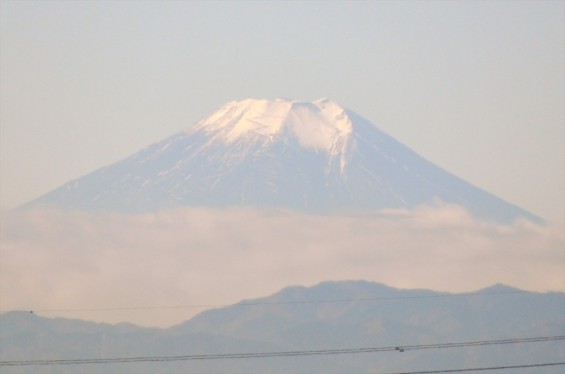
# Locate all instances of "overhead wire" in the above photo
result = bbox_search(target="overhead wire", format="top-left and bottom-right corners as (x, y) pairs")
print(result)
(384, 362), (565, 373)
(14, 288), (560, 315)
(1, 335), (562, 367)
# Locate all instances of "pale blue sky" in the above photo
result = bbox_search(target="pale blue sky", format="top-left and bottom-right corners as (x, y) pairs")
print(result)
(1, 0), (563, 223)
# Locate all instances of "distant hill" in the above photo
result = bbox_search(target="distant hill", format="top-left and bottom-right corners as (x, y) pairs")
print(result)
(1, 281), (563, 373)
(22, 98), (542, 224)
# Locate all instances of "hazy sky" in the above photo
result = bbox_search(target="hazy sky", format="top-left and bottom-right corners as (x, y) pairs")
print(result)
(0, 0), (564, 225)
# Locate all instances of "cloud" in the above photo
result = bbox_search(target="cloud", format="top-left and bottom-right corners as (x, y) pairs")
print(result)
(1, 204), (563, 327)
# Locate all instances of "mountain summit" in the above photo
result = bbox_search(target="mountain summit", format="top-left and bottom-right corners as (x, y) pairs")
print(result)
(24, 98), (541, 223)
(197, 98), (352, 160)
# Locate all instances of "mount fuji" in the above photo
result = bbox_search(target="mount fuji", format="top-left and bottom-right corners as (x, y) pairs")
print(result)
(24, 98), (541, 223)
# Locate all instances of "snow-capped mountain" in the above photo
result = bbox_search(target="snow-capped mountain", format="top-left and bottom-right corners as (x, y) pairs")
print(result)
(24, 98), (541, 223)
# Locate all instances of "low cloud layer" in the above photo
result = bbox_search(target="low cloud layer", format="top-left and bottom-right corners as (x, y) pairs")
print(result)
(1, 204), (563, 327)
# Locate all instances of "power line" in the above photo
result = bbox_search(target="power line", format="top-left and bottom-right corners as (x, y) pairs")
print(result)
(1, 335), (562, 367)
(385, 362), (565, 373)
(15, 288), (555, 314)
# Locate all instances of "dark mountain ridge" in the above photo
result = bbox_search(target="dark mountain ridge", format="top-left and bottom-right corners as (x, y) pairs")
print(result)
(2, 281), (563, 373)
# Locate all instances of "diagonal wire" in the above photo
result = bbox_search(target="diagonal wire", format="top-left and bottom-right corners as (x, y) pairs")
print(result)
(1, 335), (563, 366)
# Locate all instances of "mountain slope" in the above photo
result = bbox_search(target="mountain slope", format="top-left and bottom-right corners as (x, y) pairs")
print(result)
(1, 281), (563, 374)
(23, 98), (541, 223)
(175, 281), (564, 347)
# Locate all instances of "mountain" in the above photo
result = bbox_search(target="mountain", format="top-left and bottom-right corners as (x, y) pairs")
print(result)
(176, 281), (563, 349)
(23, 98), (541, 223)
(1, 281), (563, 373)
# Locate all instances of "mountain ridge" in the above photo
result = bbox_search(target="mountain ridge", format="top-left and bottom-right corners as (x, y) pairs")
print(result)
(2, 281), (563, 373)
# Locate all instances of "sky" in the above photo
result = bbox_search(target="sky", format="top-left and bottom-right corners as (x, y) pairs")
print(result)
(0, 0), (563, 224)
(0, 1), (564, 327)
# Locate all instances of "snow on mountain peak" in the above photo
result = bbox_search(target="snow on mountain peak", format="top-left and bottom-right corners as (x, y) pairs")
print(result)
(191, 98), (353, 156)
